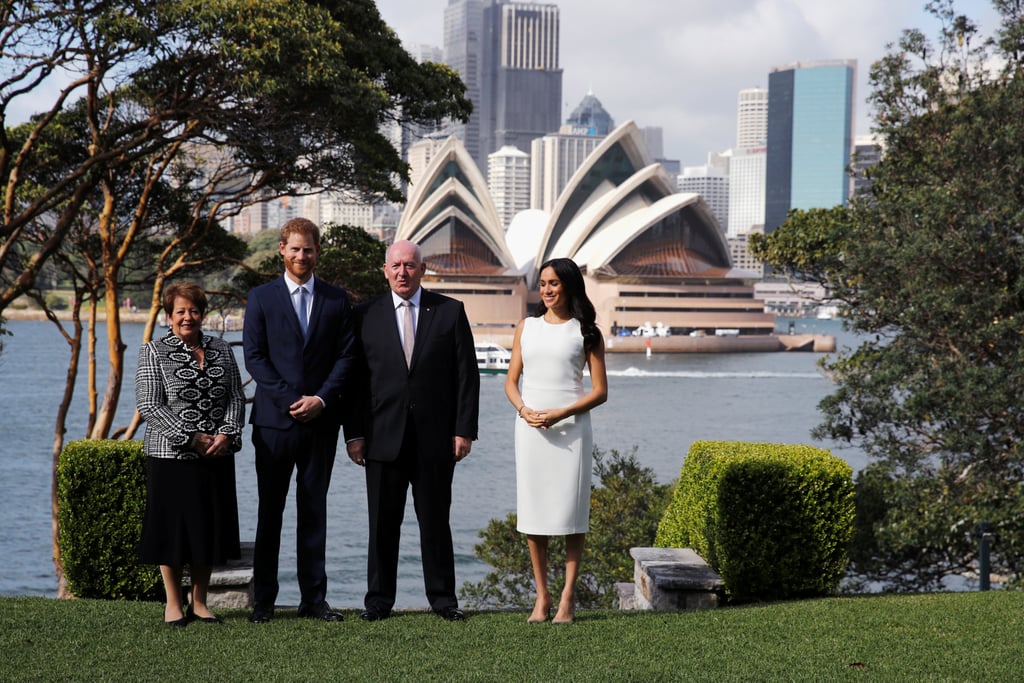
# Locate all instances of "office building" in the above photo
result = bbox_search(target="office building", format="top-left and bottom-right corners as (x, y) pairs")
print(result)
(407, 135), (451, 192)
(851, 133), (883, 197)
(530, 112), (607, 213)
(444, 1), (562, 173)
(765, 60), (855, 233)
(736, 87), (769, 149)
(488, 145), (531, 229)
(443, 1), (486, 167)
(726, 87), (768, 238)
(727, 149), (766, 237)
(565, 90), (614, 135)
(679, 155), (730, 231)
(728, 231), (765, 278)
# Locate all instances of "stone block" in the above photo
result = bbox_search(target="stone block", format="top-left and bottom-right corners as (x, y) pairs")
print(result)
(628, 547), (724, 611)
(615, 582), (636, 610)
(184, 541), (254, 609)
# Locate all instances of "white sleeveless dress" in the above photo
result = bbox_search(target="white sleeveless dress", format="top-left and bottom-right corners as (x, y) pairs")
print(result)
(514, 316), (592, 535)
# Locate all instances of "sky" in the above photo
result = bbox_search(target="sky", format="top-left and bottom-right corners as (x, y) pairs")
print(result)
(374, 0), (1001, 166)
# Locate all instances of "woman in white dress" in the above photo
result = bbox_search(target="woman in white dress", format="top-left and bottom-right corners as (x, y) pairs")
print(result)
(505, 258), (608, 624)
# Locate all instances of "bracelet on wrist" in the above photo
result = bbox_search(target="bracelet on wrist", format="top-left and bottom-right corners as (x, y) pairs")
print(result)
(517, 405), (525, 416)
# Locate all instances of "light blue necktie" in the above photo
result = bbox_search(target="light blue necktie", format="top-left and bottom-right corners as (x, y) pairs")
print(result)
(297, 285), (309, 338)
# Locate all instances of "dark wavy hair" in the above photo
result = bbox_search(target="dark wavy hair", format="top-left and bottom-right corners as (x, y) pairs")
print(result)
(535, 258), (601, 352)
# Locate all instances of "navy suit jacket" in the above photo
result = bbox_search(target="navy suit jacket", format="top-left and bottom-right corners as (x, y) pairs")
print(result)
(343, 289), (479, 461)
(243, 276), (355, 431)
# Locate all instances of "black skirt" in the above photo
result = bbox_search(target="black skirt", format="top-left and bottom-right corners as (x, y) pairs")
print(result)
(139, 455), (241, 567)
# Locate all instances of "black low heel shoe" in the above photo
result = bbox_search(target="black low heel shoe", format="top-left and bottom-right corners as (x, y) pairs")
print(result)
(185, 604), (224, 624)
(166, 615), (190, 628)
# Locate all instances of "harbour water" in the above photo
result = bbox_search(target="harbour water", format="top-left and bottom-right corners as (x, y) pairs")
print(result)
(0, 317), (863, 608)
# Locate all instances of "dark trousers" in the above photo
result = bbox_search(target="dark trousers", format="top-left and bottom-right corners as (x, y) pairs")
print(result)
(364, 422), (457, 611)
(252, 423), (338, 609)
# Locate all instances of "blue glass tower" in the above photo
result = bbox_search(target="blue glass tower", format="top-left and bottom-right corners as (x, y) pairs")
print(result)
(764, 60), (855, 233)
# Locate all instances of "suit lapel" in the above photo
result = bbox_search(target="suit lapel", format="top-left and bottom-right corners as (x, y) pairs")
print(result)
(306, 279), (327, 344)
(410, 290), (437, 370)
(375, 294), (407, 367)
(274, 277), (305, 342)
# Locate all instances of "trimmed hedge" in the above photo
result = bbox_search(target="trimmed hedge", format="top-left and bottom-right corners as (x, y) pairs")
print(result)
(56, 439), (161, 600)
(655, 440), (854, 603)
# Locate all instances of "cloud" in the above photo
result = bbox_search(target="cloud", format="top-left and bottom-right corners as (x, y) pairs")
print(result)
(374, 0), (1003, 165)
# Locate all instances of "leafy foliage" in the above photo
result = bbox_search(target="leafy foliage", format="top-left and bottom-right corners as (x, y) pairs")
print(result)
(460, 447), (672, 609)
(1, 0), (470, 315)
(56, 440), (161, 600)
(751, 1), (1024, 590)
(656, 441), (854, 602)
(232, 223), (388, 304)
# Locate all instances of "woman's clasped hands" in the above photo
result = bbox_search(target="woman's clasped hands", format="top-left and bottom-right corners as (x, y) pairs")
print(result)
(191, 432), (231, 457)
(520, 406), (567, 430)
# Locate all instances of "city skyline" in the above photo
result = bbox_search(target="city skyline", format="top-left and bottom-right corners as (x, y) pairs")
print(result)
(375, 0), (1001, 166)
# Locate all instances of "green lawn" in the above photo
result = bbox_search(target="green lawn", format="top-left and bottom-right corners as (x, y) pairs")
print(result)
(2, 592), (1022, 681)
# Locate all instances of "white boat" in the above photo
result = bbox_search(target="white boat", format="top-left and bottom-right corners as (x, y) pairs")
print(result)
(475, 342), (511, 374)
(816, 304), (839, 320)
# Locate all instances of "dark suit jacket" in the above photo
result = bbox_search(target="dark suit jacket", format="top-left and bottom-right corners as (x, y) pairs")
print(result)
(244, 276), (355, 431)
(344, 289), (479, 461)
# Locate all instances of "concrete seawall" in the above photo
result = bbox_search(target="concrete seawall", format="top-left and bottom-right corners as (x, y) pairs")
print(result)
(603, 333), (835, 353)
(473, 327), (836, 354)
(6, 309), (836, 353)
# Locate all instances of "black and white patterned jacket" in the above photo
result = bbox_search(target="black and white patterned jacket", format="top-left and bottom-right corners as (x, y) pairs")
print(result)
(135, 332), (245, 460)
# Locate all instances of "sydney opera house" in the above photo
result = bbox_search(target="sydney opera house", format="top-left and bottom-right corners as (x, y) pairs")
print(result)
(396, 121), (776, 347)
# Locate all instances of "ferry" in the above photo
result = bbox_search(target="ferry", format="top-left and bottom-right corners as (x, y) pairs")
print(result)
(816, 304), (839, 320)
(475, 341), (511, 374)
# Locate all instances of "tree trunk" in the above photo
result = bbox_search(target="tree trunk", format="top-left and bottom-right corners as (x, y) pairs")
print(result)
(51, 302), (85, 599)
(90, 282), (124, 439)
(121, 277), (167, 440)
(86, 301), (97, 436)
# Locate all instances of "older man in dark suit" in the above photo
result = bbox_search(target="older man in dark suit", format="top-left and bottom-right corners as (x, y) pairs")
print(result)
(345, 239), (480, 622)
(243, 217), (354, 623)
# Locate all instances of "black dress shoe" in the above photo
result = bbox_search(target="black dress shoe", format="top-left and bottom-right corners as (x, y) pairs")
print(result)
(359, 606), (391, 622)
(166, 616), (190, 628)
(249, 606), (274, 624)
(433, 606), (466, 622)
(186, 604), (224, 624)
(297, 601), (344, 622)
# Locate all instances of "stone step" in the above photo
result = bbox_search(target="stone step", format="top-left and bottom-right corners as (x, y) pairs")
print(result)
(624, 547), (724, 611)
(183, 541), (254, 609)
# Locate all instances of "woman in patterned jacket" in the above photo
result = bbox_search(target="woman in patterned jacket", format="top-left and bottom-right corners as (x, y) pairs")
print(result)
(135, 282), (245, 626)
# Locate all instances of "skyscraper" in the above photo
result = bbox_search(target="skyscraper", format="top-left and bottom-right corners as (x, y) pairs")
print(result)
(728, 87), (768, 237)
(565, 90), (614, 136)
(530, 124), (605, 213)
(736, 87), (769, 149)
(444, 0), (486, 167)
(851, 133), (883, 197)
(764, 60), (855, 233)
(488, 145), (531, 229)
(444, 0), (562, 173)
(679, 154), (730, 231)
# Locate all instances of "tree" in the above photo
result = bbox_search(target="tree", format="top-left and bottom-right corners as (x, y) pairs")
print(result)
(460, 447), (673, 609)
(750, 1), (1024, 590)
(2, 0), (470, 596)
(1, 0), (469, 332)
(232, 222), (389, 304)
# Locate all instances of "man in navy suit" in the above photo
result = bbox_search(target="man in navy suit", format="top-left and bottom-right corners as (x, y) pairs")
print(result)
(243, 218), (354, 623)
(345, 240), (479, 622)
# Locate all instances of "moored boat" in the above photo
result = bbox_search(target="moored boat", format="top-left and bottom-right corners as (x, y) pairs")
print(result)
(475, 341), (511, 374)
